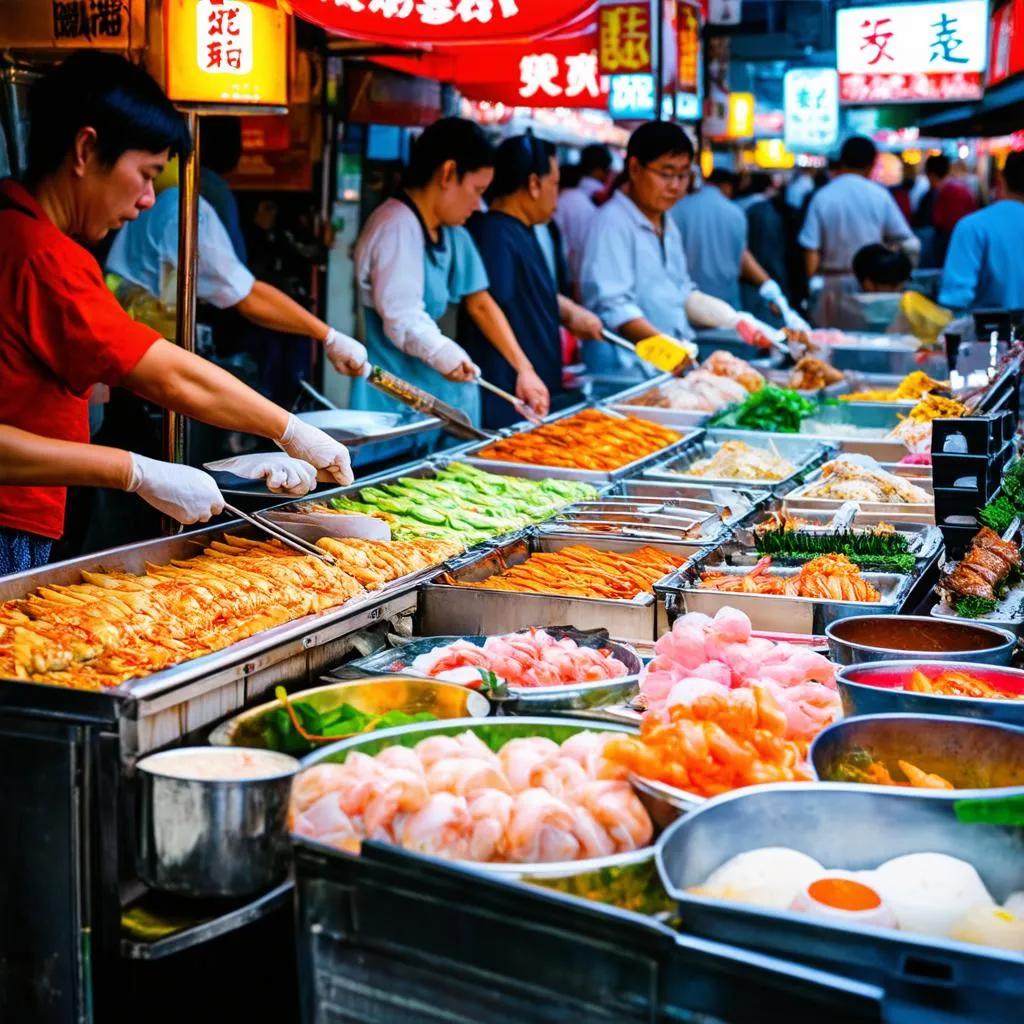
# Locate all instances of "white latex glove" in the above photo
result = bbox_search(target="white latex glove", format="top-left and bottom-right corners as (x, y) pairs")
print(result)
(428, 339), (477, 382)
(324, 327), (368, 376)
(203, 453), (318, 496)
(758, 279), (784, 306)
(735, 315), (786, 350)
(127, 454), (225, 525)
(808, 275), (825, 297)
(275, 414), (353, 486)
(781, 308), (812, 334)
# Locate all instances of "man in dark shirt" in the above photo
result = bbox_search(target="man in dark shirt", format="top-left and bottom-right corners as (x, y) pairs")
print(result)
(462, 135), (602, 429)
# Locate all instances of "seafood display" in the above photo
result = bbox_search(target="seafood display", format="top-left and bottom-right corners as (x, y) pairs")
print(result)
(699, 555), (883, 603)
(447, 544), (685, 600)
(936, 527), (1022, 619)
(787, 358), (844, 391)
(701, 351), (766, 393)
(639, 607), (841, 742)
(474, 410), (681, 471)
(707, 387), (817, 434)
(907, 668), (1024, 701)
(841, 371), (948, 403)
(403, 630), (631, 689)
(685, 441), (796, 483)
(0, 535), (461, 690)
(289, 729), (654, 862)
(800, 458), (930, 504)
(627, 371), (749, 413)
(689, 849), (1024, 951)
(308, 463), (596, 545)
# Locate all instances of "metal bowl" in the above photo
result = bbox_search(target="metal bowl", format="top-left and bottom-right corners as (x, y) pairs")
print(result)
(837, 660), (1024, 728)
(810, 712), (1024, 792)
(136, 746), (299, 898)
(208, 676), (491, 753)
(295, 716), (671, 910)
(826, 614), (1016, 666)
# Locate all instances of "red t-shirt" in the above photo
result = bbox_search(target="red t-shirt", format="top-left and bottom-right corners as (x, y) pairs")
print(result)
(933, 180), (977, 235)
(0, 180), (160, 540)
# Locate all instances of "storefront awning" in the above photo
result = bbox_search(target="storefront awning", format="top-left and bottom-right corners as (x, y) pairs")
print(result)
(919, 75), (1024, 137)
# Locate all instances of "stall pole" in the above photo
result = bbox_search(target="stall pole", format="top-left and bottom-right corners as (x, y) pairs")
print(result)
(653, 0), (665, 120)
(164, 110), (200, 529)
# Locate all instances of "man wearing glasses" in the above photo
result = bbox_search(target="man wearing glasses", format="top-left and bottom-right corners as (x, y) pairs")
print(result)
(580, 122), (780, 379)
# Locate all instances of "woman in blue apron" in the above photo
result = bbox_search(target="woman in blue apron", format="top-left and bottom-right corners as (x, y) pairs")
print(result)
(351, 118), (548, 451)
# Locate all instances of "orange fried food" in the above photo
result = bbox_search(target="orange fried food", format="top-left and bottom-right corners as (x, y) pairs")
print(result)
(907, 668), (1024, 701)
(604, 684), (814, 798)
(698, 554), (881, 603)
(450, 544), (685, 600)
(475, 409), (681, 471)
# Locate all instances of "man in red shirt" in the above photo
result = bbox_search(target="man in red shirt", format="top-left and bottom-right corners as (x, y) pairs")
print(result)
(921, 154), (977, 265)
(0, 52), (365, 573)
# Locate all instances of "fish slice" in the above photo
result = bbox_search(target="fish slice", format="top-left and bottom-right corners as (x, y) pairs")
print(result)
(222, 503), (338, 566)
(600, 328), (698, 374)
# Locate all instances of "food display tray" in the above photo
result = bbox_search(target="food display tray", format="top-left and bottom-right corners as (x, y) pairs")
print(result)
(657, 784), (1024, 1022)
(419, 533), (708, 642)
(606, 479), (772, 525)
(783, 463), (934, 520)
(641, 435), (832, 493)
(602, 376), (714, 429)
(342, 631), (643, 715)
(814, 333), (947, 376)
(707, 420), (908, 463)
(654, 547), (915, 635)
(543, 495), (730, 545)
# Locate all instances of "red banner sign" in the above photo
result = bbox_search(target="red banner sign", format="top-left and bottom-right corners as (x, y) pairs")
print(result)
(289, 0), (595, 44)
(598, 1), (651, 74)
(990, 0), (1024, 87)
(458, 48), (607, 107)
(677, 0), (700, 94)
(839, 71), (983, 104)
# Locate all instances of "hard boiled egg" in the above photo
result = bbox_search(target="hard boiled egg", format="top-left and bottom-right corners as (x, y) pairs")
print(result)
(692, 847), (824, 910)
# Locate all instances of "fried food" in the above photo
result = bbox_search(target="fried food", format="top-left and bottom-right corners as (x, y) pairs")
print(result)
(802, 458), (930, 504)
(940, 527), (1021, 606)
(841, 370), (949, 403)
(686, 440), (796, 482)
(907, 668), (1024, 701)
(698, 554), (882, 603)
(788, 357), (844, 391)
(702, 350), (766, 393)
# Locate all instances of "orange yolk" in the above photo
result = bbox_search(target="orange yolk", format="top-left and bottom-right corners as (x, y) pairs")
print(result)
(807, 877), (882, 913)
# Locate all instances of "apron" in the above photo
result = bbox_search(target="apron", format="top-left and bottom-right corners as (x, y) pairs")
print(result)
(350, 197), (480, 456)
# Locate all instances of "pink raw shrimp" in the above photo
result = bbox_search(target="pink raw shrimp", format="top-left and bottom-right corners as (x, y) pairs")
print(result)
(290, 792), (361, 852)
(466, 788), (515, 861)
(362, 768), (430, 837)
(375, 744), (426, 777)
(395, 792), (473, 860)
(570, 805), (616, 860)
(289, 763), (353, 816)
(425, 757), (512, 797)
(505, 788), (581, 863)
(574, 780), (654, 852)
(498, 737), (560, 791)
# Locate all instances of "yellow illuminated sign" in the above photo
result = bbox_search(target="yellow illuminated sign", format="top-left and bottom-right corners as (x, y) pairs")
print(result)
(754, 139), (795, 169)
(726, 92), (755, 139)
(164, 0), (289, 106)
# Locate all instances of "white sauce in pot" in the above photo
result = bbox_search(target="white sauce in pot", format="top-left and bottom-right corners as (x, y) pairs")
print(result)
(139, 747), (298, 781)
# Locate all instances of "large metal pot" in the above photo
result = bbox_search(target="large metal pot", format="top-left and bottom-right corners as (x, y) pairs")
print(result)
(136, 746), (298, 898)
(825, 614), (1016, 666)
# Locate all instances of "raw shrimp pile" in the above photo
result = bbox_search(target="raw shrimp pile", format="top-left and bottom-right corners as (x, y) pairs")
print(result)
(640, 606), (842, 742)
(290, 730), (653, 864)
(408, 630), (630, 689)
(605, 683), (815, 798)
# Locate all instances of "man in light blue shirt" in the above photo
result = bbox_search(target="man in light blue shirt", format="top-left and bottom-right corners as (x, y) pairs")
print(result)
(939, 151), (1024, 312)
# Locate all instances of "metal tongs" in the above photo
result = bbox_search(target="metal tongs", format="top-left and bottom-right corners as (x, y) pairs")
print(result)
(223, 503), (338, 566)
(474, 375), (543, 426)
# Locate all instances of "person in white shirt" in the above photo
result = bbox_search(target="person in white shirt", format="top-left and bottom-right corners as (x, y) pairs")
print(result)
(799, 136), (919, 327)
(553, 143), (612, 297)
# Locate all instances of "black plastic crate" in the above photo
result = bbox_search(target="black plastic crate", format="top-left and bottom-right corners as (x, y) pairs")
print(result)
(932, 416), (1004, 457)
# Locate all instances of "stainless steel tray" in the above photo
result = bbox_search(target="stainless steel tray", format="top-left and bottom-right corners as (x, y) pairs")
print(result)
(607, 479), (771, 525)
(656, 784), (1024, 1019)
(814, 333), (948, 376)
(708, 422), (908, 462)
(655, 549), (915, 635)
(642, 436), (831, 492)
(544, 496), (729, 544)
(784, 463), (934, 519)
(343, 631), (643, 714)
(604, 400), (712, 431)
(419, 533), (702, 641)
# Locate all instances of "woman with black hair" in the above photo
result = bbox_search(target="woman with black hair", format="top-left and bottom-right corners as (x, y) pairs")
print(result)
(351, 117), (548, 434)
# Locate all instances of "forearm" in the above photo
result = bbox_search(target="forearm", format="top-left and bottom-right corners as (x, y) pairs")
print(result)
(740, 249), (770, 287)
(125, 340), (290, 440)
(684, 291), (740, 330)
(804, 249), (821, 278)
(0, 426), (132, 489)
(235, 280), (329, 342)
(615, 317), (662, 343)
(557, 294), (576, 326)
(464, 291), (533, 373)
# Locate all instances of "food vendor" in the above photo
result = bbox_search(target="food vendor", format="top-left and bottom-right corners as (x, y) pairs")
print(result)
(0, 51), (355, 573)
(462, 135), (604, 429)
(580, 121), (783, 379)
(352, 118), (549, 434)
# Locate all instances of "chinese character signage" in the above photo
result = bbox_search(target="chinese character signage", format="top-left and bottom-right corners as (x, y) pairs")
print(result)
(836, 1), (988, 104)
(784, 67), (839, 153)
(608, 73), (696, 119)
(164, 0), (290, 106)
(288, 0), (594, 44)
(52, 0), (127, 43)
(599, 2), (652, 75)
(0, 0), (135, 48)
(459, 48), (608, 108)
(677, 0), (701, 95)
(989, 0), (1024, 87)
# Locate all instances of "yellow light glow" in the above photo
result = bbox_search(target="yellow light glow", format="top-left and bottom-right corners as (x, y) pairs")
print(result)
(727, 92), (755, 139)
(754, 139), (795, 169)
(700, 147), (714, 178)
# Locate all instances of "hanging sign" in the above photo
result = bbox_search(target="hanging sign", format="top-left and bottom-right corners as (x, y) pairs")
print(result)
(459, 49), (608, 108)
(164, 0), (290, 105)
(598, 2), (652, 74)
(0, 0), (136, 48)
(989, 0), (1024, 87)
(726, 91), (754, 138)
(783, 67), (839, 153)
(677, 0), (701, 95)
(288, 0), (595, 45)
(836, 0), (988, 104)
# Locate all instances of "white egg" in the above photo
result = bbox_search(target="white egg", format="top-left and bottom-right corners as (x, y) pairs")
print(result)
(873, 853), (995, 937)
(948, 904), (1024, 951)
(694, 847), (825, 910)
(1004, 891), (1024, 918)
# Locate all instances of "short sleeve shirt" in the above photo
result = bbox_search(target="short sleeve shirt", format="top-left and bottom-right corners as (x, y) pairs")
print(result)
(0, 179), (160, 540)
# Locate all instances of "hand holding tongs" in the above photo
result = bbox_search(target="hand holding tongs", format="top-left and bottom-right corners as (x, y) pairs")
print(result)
(223, 503), (338, 566)
(474, 375), (544, 425)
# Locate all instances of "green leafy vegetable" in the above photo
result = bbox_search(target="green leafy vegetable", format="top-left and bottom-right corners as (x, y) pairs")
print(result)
(708, 386), (817, 434)
(979, 496), (1017, 532)
(953, 596), (998, 619)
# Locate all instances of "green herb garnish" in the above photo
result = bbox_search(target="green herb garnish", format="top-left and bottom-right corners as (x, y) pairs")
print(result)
(708, 386), (817, 434)
(953, 596), (998, 619)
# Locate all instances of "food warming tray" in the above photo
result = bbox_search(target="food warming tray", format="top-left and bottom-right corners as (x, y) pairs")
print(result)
(607, 479), (771, 525)
(811, 333), (948, 376)
(783, 463), (934, 520)
(603, 376), (714, 430)
(543, 496), (730, 544)
(656, 784), (1024, 1022)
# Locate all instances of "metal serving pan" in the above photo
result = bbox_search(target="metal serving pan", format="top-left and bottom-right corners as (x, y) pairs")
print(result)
(656, 784), (1024, 1021)
(783, 463), (934, 520)
(343, 630), (642, 715)
(642, 435), (832, 492)
(707, 423), (908, 463)
(655, 548), (915, 635)
(542, 497), (729, 545)
(810, 711), (1024, 792)
(419, 532), (703, 641)
(836, 660), (1024, 727)
(603, 399), (712, 432)
(812, 332), (948, 376)
(607, 479), (770, 525)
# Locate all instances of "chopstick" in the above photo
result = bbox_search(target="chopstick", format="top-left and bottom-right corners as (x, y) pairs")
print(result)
(222, 503), (338, 566)
(475, 376), (543, 425)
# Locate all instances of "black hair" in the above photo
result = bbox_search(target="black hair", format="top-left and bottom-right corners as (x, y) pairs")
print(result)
(201, 116), (243, 176)
(404, 117), (495, 190)
(487, 133), (556, 202)
(579, 143), (612, 176)
(707, 168), (737, 189)
(26, 50), (191, 184)
(627, 121), (694, 167)
(1004, 151), (1024, 194)
(560, 163), (583, 190)
(746, 171), (772, 194)
(852, 243), (911, 288)
(925, 153), (950, 179)
(840, 135), (877, 172)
